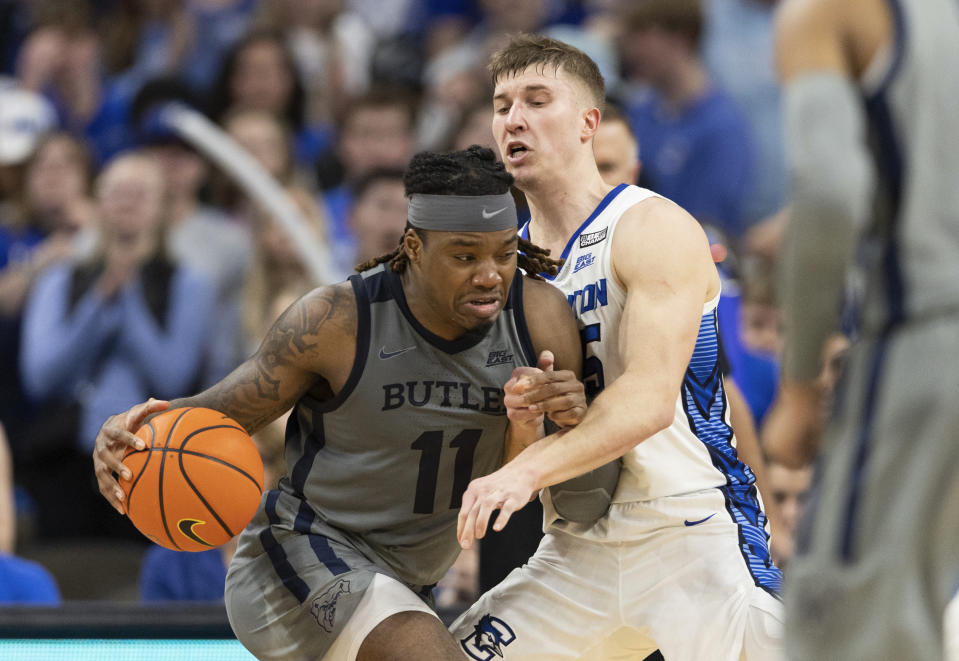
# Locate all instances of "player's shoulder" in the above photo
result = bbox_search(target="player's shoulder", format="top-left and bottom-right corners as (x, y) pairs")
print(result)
(287, 280), (359, 341)
(774, 0), (850, 75)
(522, 275), (570, 317)
(617, 194), (704, 245)
(775, 0), (839, 34)
(519, 275), (581, 369)
(612, 195), (714, 283)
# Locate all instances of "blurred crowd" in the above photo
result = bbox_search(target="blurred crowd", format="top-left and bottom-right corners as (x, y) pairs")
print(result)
(0, 0), (843, 608)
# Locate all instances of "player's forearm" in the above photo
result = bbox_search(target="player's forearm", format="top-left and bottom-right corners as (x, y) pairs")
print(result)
(509, 373), (672, 489)
(780, 73), (874, 381)
(159, 360), (306, 435)
(165, 386), (285, 436)
(503, 420), (543, 464)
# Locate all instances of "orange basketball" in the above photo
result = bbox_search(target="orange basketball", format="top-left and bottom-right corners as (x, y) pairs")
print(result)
(119, 407), (264, 552)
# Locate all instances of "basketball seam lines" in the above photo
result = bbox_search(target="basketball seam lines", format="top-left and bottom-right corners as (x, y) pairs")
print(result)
(130, 447), (263, 489)
(125, 409), (263, 550)
(159, 408), (193, 551)
(125, 422), (155, 514)
(178, 423), (261, 540)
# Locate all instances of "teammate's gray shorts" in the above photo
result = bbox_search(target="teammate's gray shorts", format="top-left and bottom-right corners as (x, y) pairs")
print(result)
(225, 525), (437, 661)
(785, 315), (959, 660)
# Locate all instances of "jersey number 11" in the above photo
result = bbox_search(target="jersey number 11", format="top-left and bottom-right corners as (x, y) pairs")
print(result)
(411, 429), (481, 514)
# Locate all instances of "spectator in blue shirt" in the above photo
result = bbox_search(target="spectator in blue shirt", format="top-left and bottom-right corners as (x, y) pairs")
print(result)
(0, 420), (60, 604)
(619, 0), (755, 240)
(0, 131), (95, 453)
(18, 152), (215, 540)
(15, 10), (136, 165)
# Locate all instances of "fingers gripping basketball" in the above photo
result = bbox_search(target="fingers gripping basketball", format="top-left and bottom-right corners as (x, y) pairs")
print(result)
(119, 407), (264, 552)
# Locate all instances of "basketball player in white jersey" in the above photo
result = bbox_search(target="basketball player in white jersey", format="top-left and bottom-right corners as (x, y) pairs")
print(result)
(450, 34), (783, 660)
(594, 103), (788, 566)
(762, 0), (959, 658)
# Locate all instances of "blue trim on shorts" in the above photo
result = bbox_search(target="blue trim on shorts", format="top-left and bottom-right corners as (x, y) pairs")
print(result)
(293, 501), (350, 576)
(681, 310), (782, 594)
(260, 491), (312, 603)
(840, 336), (890, 561)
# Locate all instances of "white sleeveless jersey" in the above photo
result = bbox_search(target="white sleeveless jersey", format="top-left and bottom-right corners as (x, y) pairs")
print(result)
(522, 184), (760, 502)
(522, 184), (777, 590)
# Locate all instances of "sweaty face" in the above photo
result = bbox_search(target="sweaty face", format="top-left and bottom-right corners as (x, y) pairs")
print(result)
(492, 66), (593, 191)
(411, 228), (519, 339)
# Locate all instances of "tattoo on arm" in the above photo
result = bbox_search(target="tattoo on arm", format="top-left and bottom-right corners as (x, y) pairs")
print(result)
(174, 287), (345, 434)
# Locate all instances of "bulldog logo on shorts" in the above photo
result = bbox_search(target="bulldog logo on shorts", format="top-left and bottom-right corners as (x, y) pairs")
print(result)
(460, 614), (516, 660)
(311, 579), (351, 633)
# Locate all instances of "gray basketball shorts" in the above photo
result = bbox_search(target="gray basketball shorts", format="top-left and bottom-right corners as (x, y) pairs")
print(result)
(225, 523), (436, 661)
(785, 315), (959, 660)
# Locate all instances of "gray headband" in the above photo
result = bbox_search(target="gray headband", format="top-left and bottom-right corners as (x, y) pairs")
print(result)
(407, 193), (518, 232)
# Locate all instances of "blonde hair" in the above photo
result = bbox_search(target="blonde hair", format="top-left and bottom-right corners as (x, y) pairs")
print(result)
(489, 33), (606, 110)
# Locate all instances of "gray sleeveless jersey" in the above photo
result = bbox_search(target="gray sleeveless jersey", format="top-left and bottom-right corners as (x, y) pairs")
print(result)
(252, 264), (536, 587)
(857, 0), (959, 332)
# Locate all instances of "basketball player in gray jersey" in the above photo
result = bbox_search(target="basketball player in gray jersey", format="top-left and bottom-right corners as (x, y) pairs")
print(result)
(763, 0), (959, 658)
(92, 146), (587, 660)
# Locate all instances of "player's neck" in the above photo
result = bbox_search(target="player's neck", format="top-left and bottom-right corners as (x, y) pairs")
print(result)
(400, 271), (469, 341)
(524, 169), (614, 251)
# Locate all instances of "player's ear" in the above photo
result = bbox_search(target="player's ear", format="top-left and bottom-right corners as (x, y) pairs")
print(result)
(582, 107), (601, 142)
(403, 228), (424, 264)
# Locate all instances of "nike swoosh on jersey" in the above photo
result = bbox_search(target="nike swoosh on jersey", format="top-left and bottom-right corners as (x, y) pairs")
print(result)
(379, 346), (416, 359)
(482, 206), (507, 219)
(683, 513), (716, 527)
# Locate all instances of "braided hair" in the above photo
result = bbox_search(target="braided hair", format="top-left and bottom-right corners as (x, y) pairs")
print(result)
(355, 145), (562, 279)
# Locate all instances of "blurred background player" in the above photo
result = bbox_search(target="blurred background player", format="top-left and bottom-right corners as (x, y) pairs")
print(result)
(766, 0), (959, 658)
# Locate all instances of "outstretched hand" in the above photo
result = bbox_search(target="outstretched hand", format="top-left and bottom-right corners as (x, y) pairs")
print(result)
(457, 463), (538, 550)
(92, 398), (170, 514)
(503, 350), (585, 429)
